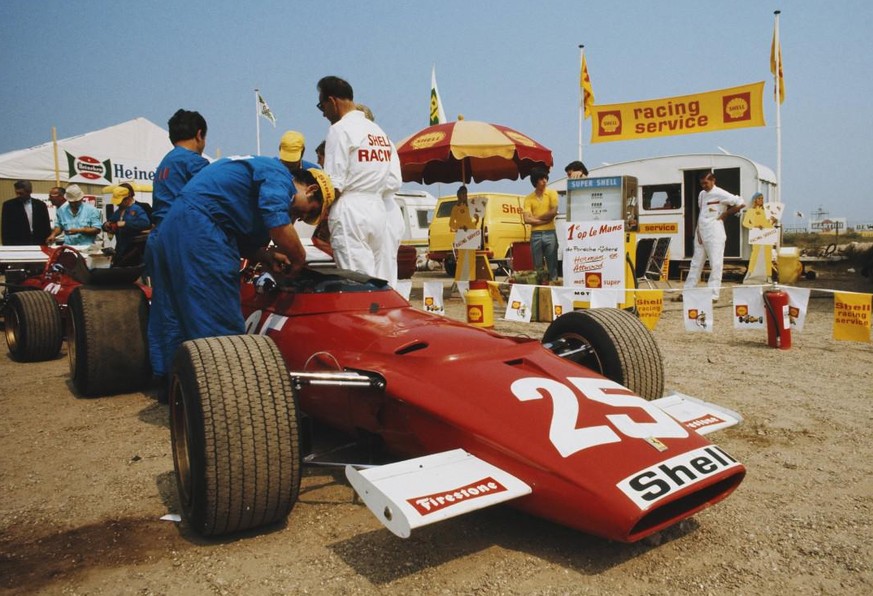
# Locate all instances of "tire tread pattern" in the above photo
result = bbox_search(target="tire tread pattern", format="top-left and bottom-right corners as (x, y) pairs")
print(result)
(6, 291), (62, 362)
(176, 335), (301, 536)
(544, 309), (665, 400)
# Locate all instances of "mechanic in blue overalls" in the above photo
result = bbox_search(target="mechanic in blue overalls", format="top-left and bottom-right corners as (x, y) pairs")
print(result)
(149, 157), (333, 385)
(146, 109), (209, 396)
(103, 183), (152, 267)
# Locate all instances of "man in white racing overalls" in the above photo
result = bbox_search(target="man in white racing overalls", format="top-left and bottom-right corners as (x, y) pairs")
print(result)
(317, 76), (402, 286)
(684, 172), (745, 301)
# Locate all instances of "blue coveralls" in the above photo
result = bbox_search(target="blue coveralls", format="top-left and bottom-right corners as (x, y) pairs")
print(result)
(146, 146), (209, 377)
(106, 203), (151, 259)
(150, 156), (295, 377)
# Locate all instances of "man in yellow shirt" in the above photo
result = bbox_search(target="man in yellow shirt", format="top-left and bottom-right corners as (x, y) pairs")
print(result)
(523, 168), (560, 281)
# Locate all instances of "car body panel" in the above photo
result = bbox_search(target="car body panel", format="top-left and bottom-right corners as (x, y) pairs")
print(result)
(239, 269), (744, 542)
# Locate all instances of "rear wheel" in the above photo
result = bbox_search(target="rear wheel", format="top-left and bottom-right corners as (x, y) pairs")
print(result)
(68, 286), (150, 397)
(4, 291), (63, 362)
(170, 335), (301, 537)
(542, 309), (664, 400)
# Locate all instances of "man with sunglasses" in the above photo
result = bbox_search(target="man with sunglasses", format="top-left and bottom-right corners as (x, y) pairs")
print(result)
(316, 76), (402, 286)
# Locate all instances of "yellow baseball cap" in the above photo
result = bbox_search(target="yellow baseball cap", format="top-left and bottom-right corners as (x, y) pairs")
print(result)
(111, 185), (131, 206)
(279, 131), (305, 163)
(303, 168), (335, 225)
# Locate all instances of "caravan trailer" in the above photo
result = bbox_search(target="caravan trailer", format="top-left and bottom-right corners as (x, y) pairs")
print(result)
(553, 154), (777, 276)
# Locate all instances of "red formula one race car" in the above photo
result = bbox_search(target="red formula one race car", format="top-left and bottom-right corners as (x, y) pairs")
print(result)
(158, 265), (745, 543)
(1, 244), (151, 396)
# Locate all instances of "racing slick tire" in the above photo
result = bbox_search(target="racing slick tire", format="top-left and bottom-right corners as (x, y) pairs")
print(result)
(170, 335), (302, 537)
(67, 286), (150, 397)
(4, 290), (63, 362)
(542, 308), (664, 401)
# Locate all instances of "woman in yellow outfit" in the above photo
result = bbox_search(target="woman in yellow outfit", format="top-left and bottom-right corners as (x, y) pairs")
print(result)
(742, 192), (776, 283)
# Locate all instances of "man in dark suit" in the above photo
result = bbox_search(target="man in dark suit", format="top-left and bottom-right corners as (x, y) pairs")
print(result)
(2, 180), (52, 245)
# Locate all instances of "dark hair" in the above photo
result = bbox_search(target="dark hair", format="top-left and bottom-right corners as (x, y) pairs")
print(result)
(564, 160), (588, 176)
(529, 168), (549, 187)
(14, 180), (32, 192)
(120, 182), (135, 199)
(315, 141), (326, 156)
(168, 109), (208, 144)
(291, 169), (325, 201)
(317, 76), (354, 101)
(701, 172), (716, 182)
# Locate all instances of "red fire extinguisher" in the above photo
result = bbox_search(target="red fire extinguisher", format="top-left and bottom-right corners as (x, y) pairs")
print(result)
(764, 290), (792, 349)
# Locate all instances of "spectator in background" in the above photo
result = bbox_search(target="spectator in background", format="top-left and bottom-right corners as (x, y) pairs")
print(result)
(279, 131), (320, 170)
(103, 183), (151, 267)
(564, 160), (589, 179)
(315, 141), (326, 168)
(2, 180), (51, 245)
(317, 76), (402, 286)
(48, 186), (66, 209)
(46, 184), (101, 246)
(146, 109), (208, 400)
(523, 168), (560, 281)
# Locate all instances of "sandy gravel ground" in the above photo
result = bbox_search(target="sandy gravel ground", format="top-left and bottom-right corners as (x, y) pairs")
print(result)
(1, 264), (871, 595)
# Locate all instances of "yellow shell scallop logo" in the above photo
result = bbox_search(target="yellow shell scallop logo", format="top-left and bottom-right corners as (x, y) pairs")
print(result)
(504, 131), (536, 147)
(411, 131), (446, 150)
(600, 114), (620, 133)
(725, 97), (749, 119)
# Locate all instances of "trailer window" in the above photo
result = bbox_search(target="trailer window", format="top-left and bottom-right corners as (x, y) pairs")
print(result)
(417, 209), (434, 228)
(642, 184), (681, 210)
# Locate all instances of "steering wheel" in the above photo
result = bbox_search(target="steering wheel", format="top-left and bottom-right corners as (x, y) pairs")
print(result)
(44, 245), (86, 275)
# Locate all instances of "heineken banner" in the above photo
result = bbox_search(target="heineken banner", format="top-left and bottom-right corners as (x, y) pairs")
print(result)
(590, 82), (765, 143)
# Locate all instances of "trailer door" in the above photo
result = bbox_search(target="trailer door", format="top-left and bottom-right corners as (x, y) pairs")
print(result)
(683, 167), (742, 259)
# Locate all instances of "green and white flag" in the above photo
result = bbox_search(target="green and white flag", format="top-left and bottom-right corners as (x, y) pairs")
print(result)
(258, 92), (277, 127)
(430, 66), (447, 125)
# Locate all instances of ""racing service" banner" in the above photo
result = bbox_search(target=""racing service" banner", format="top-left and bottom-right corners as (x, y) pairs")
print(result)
(590, 82), (765, 143)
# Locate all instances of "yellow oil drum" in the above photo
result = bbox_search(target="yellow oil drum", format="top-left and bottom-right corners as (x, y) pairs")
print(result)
(777, 246), (803, 284)
(465, 280), (493, 328)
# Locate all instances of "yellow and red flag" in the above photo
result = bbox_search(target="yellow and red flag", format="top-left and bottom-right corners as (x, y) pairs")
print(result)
(580, 52), (595, 118)
(770, 18), (785, 104)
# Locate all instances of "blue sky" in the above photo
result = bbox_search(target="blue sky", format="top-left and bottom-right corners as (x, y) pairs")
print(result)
(2, 0), (870, 225)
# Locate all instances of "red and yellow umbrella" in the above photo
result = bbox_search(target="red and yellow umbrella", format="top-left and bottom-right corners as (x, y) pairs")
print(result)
(397, 119), (553, 184)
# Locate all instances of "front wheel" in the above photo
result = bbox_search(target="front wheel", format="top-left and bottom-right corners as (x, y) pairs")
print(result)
(170, 335), (302, 537)
(542, 309), (664, 400)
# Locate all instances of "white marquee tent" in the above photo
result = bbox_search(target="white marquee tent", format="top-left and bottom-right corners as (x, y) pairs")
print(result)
(0, 117), (172, 187)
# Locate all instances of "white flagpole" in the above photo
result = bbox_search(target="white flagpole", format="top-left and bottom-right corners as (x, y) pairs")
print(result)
(578, 45), (584, 162)
(255, 88), (262, 156)
(774, 11), (782, 205)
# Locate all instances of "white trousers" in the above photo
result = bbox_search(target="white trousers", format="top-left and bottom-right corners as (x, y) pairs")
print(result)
(685, 235), (725, 300)
(380, 195), (404, 288)
(328, 194), (387, 282)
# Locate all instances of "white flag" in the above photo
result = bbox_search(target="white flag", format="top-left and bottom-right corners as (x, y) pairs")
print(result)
(504, 284), (535, 323)
(258, 92), (277, 127)
(682, 288), (714, 333)
(422, 281), (445, 315)
(732, 286), (766, 330)
(781, 286), (810, 332)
